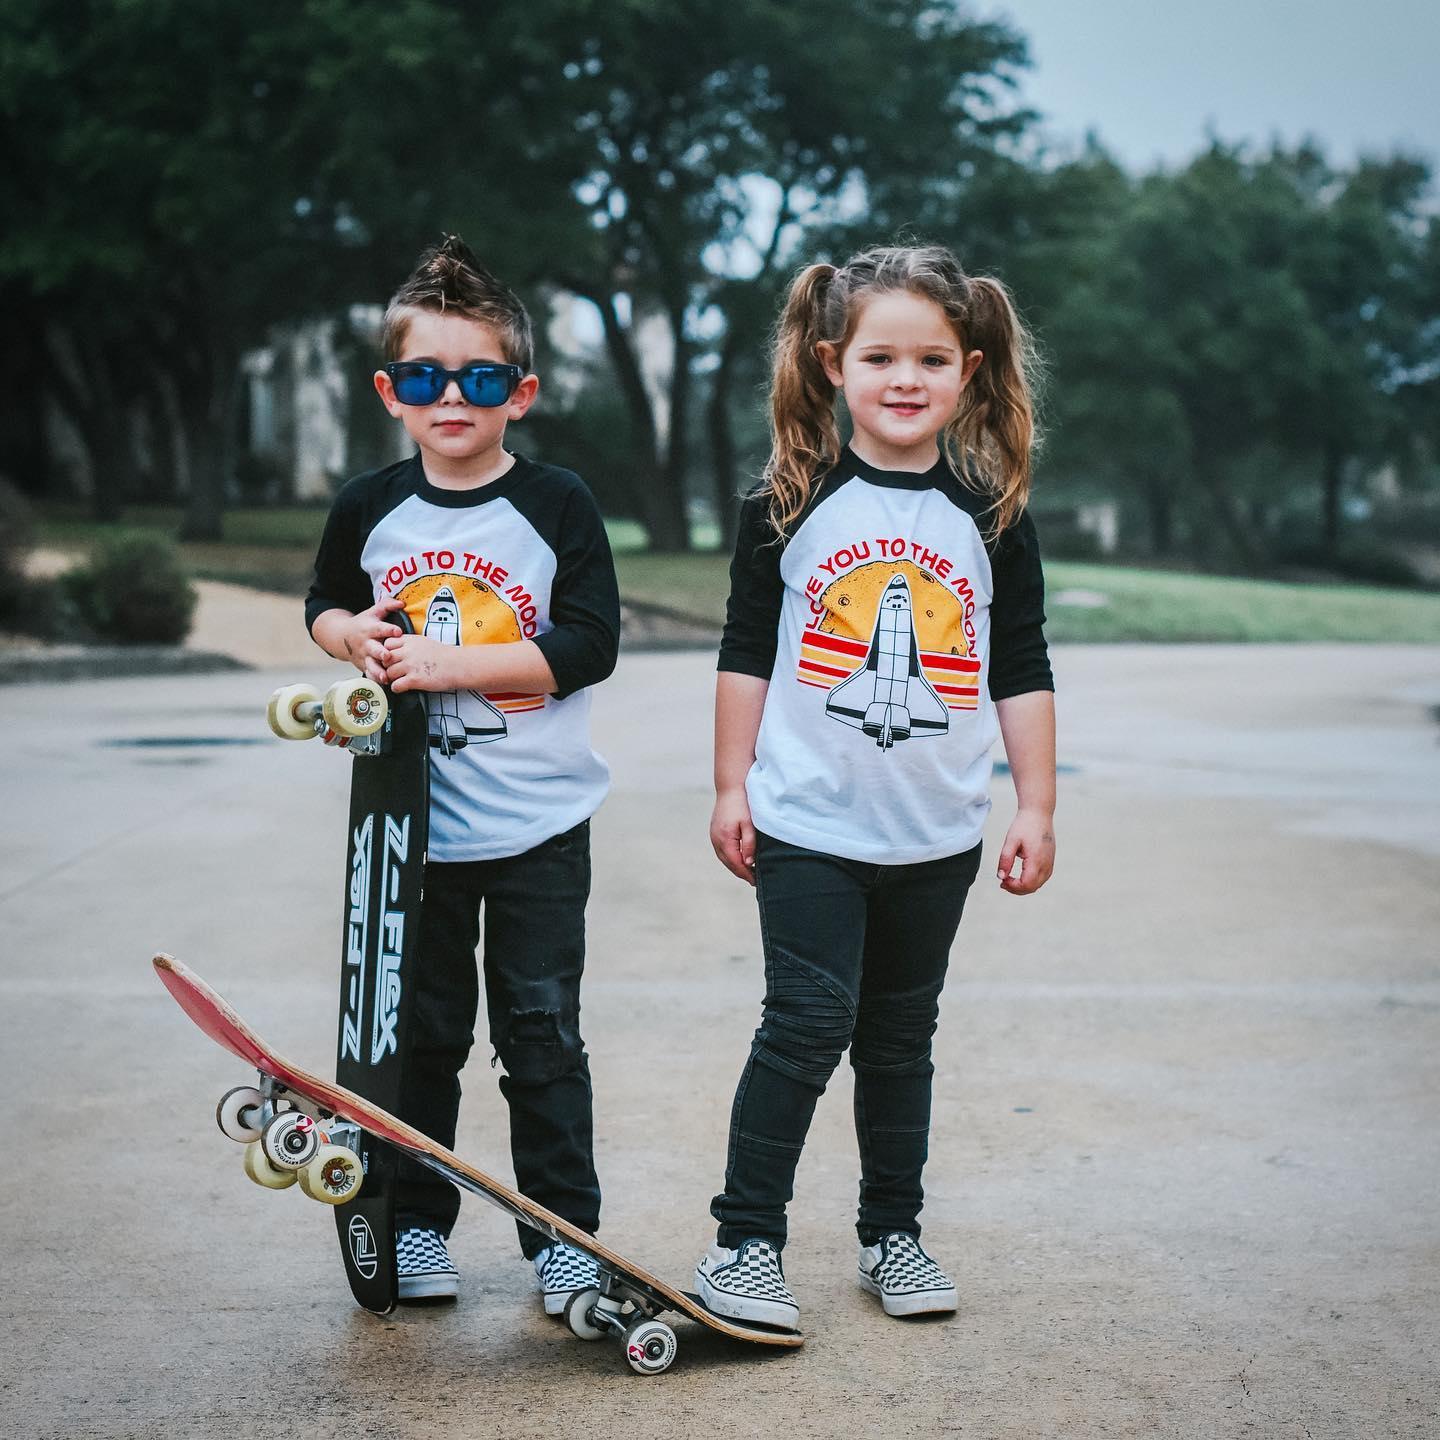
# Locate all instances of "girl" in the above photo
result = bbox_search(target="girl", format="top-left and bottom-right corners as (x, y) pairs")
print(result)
(695, 245), (1056, 1329)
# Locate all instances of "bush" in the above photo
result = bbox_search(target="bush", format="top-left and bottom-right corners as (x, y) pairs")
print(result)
(63, 530), (199, 644)
(1276, 539), (1424, 590)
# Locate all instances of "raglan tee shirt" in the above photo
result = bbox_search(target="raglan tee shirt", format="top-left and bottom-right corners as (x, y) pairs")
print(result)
(719, 448), (1052, 865)
(305, 452), (620, 863)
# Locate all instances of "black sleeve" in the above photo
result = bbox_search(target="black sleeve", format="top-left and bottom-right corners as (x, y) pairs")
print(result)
(531, 481), (620, 701)
(305, 481), (376, 634)
(717, 491), (786, 679)
(987, 508), (1054, 700)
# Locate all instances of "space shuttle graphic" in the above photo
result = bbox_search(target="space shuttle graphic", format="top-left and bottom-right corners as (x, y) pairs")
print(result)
(824, 573), (948, 751)
(422, 585), (506, 756)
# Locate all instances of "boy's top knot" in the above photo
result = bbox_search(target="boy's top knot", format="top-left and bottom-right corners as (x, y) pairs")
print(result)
(383, 234), (534, 372)
(412, 234), (502, 301)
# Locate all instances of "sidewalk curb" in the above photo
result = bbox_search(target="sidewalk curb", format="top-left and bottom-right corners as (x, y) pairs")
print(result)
(0, 646), (251, 685)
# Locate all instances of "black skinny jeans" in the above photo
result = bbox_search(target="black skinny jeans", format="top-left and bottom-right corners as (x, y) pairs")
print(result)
(394, 820), (600, 1257)
(711, 831), (983, 1251)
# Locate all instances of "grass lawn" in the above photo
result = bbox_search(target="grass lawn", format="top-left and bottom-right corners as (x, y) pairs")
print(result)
(35, 506), (1440, 643)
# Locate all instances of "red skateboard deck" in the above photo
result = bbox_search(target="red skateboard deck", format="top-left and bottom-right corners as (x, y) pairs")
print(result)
(154, 953), (803, 1374)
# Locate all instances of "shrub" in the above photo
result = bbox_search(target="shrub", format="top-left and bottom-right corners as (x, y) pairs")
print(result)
(63, 530), (199, 645)
(1277, 539), (1424, 590)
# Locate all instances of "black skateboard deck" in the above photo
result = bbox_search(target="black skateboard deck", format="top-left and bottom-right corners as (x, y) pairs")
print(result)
(332, 654), (428, 1314)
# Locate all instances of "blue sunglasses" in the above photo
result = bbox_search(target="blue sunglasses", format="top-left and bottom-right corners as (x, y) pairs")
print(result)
(384, 361), (523, 408)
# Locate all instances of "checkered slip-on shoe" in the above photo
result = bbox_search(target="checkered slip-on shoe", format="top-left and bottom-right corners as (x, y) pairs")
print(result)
(534, 1241), (601, 1316)
(857, 1232), (957, 1316)
(395, 1226), (460, 1302)
(695, 1238), (800, 1330)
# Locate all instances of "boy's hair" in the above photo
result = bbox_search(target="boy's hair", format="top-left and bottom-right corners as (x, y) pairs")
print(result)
(761, 244), (1040, 538)
(382, 235), (534, 373)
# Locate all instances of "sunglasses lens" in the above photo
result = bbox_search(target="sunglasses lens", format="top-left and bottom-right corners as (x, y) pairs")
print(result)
(459, 367), (515, 407)
(390, 364), (444, 405)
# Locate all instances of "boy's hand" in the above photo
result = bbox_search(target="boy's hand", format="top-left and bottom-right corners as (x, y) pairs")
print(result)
(997, 808), (1055, 895)
(383, 633), (466, 693)
(710, 788), (757, 885)
(342, 596), (406, 684)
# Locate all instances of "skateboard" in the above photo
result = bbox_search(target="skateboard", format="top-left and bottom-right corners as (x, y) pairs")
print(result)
(266, 652), (428, 1314)
(153, 954), (804, 1374)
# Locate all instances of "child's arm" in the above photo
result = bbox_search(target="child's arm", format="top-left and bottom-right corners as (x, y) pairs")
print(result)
(711, 671), (769, 885)
(994, 689), (1056, 895)
(381, 633), (560, 696)
(311, 597), (406, 684)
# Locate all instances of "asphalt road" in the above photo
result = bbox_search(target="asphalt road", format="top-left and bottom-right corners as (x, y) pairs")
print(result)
(2, 645), (1438, 1439)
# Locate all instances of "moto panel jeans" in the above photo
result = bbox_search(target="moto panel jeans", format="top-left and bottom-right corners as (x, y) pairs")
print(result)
(711, 831), (983, 1250)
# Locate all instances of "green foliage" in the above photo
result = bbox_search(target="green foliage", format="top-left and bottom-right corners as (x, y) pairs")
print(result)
(63, 531), (199, 645)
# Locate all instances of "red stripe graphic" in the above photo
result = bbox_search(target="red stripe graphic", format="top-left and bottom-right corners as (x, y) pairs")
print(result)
(802, 628), (868, 657)
(798, 658), (852, 681)
(922, 652), (982, 674)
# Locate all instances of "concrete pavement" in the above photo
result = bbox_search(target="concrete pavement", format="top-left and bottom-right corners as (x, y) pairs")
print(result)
(1, 644), (1438, 1438)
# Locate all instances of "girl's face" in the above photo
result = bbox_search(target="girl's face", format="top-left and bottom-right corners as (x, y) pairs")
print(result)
(817, 289), (982, 470)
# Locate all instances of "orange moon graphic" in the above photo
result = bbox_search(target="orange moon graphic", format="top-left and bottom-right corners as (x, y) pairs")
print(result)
(815, 560), (971, 656)
(395, 573), (523, 645)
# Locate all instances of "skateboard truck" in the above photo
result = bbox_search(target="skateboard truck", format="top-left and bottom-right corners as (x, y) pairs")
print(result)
(267, 678), (390, 753)
(563, 1271), (681, 1374)
(215, 1074), (365, 1205)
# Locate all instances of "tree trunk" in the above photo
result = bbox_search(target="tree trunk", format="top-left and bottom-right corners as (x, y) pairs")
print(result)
(179, 342), (238, 543)
(595, 293), (687, 551)
(43, 322), (128, 522)
(661, 313), (693, 553)
(1320, 442), (1343, 551)
(1144, 477), (1173, 556)
(707, 337), (744, 554)
(1197, 465), (1259, 569)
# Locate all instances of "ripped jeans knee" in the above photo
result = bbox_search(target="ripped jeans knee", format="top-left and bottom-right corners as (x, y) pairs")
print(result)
(492, 1006), (586, 1087)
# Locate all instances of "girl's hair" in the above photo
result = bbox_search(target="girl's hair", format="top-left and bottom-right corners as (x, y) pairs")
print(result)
(382, 234), (534, 372)
(760, 244), (1039, 537)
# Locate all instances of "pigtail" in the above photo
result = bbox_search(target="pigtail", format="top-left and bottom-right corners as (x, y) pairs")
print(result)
(943, 275), (1039, 535)
(758, 263), (843, 538)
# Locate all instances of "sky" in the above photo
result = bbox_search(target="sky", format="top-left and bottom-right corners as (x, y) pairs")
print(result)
(991, 1), (1437, 172)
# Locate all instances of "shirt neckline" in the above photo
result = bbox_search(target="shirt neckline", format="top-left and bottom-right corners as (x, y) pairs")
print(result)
(839, 446), (951, 491)
(410, 450), (534, 507)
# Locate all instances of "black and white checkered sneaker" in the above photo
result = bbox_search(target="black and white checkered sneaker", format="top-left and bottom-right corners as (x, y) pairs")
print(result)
(534, 1241), (601, 1316)
(396, 1226), (460, 1302)
(857, 1232), (957, 1316)
(695, 1238), (800, 1330)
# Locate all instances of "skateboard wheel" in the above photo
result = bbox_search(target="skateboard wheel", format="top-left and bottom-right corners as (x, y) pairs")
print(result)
(216, 1086), (265, 1143)
(243, 1140), (298, 1190)
(298, 1144), (363, 1205)
(267, 683), (322, 740)
(563, 1287), (606, 1341)
(260, 1111), (322, 1171)
(623, 1318), (677, 1375)
(322, 678), (388, 738)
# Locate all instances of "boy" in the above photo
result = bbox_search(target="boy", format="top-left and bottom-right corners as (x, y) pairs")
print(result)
(306, 236), (619, 1311)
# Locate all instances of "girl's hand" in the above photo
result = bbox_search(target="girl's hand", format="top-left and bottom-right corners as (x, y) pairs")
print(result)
(710, 787), (757, 885)
(342, 596), (406, 684)
(997, 808), (1055, 895)
(383, 633), (465, 693)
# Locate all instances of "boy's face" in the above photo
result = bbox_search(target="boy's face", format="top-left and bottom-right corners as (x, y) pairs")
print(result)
(374, 310), (538, 467)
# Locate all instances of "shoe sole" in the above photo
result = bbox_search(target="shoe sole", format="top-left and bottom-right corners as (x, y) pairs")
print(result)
(857, 1270), (957, 1317)
(695, 1269), (800, 1330)
(398, 1273), (460, 1302)
(543, 1287), (597, 1316)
